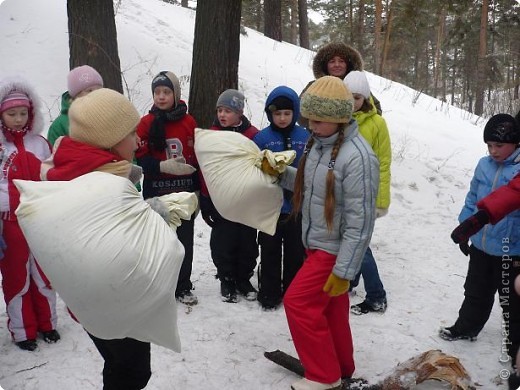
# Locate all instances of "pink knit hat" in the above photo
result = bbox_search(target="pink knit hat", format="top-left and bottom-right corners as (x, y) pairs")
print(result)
(0, 90), (31, 113)
(67, 65), (104, 98)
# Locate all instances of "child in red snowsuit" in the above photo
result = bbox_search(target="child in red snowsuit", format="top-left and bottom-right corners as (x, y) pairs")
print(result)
(0, 77), (60, 351)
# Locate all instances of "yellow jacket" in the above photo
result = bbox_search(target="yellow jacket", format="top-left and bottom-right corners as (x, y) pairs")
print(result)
(353, 105), (391, 209)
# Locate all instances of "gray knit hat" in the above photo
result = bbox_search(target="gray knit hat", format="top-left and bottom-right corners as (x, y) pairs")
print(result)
(69, 88), (140, 149)
(300, 76), (354, 124)
(216, 89), (244, 114)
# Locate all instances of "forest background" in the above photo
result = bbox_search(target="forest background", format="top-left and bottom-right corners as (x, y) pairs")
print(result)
(167, 0), (520, 120)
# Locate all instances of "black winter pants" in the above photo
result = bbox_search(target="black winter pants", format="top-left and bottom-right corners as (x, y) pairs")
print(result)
(210, 218), (258, 281)
(88, 333), (151, 390)
(175, 216), (195, 295)
(257, 214), (304, 304)
(454, 246), (520, 361)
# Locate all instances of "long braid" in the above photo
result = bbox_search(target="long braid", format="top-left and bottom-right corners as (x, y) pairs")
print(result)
(291, 136), (314, 219)
(324, 126), (345, 231)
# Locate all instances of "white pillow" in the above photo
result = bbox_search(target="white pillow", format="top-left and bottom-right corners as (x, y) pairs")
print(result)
(195, 128), (294, 235)
(14, 172), (188, 352)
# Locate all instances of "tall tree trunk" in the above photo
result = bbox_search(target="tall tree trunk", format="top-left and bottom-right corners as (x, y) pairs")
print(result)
(298, 0), (309, 49)
(374, 0), (382, 74)
(67, 0), (122, 93)
(474, 0), (488, 116)
(290, 0), (298, 44)
(189, 1), (241, 127)
(380, 1), (394, 77)
(264, 0), (282, 41)
(357, 0), (365, 55)
(433, 9), (446, 99)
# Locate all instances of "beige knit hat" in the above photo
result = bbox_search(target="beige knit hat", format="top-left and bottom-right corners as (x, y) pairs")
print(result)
(69, 88), (140, 149)
(300, 76), (354, 124)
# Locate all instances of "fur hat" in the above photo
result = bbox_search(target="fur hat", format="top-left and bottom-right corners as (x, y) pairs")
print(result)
(69, 88), (140, 149)
(344, 71), (371, 99)
(151, 71), (181, 107)
(216, 89), (244, 114)
(0, 76), (44, 134)
(312, 42), (364, 79)
(300, 76), (354, 124)
(0, 90), (30, 113)
(483, 114), (520, 144)
(67, 65), (104, 99)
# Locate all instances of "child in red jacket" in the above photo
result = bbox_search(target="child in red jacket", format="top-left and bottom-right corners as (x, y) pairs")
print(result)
(0, 77), (60, 351)
(136, 71), (199, 305)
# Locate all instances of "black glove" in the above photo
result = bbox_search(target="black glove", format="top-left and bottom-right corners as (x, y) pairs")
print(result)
(199, 195), (221, 228)
(459, 241), (470, 256)
(450, 210), (490, 244)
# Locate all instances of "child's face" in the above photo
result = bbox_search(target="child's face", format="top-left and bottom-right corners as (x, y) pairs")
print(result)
(308, 119), (340, 138)
(1, 106), (29, 130)
(217, 107), (241, 127)
(272, 109), (293, 129)
(487, 142), (517, 162)
(327, 56), (347, 78)
(75, 85), (102, 99)
(352, 94), (365, 112)
(112, 130), (140, 162)
(153, 86), (175, 110)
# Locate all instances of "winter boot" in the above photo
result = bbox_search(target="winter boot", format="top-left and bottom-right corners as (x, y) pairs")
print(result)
(16, 339), (38, 351)
(291, 377), (342, 390)
(438, 325), (477, 341)
(236, 279), (257, 301)
(176, 290), (199, 306)
(42, 330), (61, 343)
(221, 278), (238, 303)
(350, 299), (387, 315)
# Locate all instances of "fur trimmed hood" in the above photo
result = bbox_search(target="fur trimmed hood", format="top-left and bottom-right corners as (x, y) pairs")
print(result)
(312, 42), (364, 79)
(0, 76), (45, 134)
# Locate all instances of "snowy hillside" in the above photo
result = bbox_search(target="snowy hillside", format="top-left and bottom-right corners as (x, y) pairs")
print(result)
(0, 0), (512, 389)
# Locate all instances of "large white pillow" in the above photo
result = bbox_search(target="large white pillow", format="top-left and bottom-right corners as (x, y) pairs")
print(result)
(195, 128), (294, 235)
(14, 172), (187, 352)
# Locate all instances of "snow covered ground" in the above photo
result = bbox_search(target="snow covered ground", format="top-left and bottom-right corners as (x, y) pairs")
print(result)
(0, 0), (514, 389)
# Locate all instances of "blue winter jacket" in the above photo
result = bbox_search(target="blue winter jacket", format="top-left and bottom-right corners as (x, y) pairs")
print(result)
(459, 147), (520, 256)
(253, 86), (310, 214)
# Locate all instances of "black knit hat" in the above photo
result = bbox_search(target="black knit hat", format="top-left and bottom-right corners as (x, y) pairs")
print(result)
(483, 114), (520, 144)
(267, 96), (293, 112)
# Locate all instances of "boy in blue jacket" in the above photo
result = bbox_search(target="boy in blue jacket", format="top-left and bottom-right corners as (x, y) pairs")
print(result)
(253, 86), (309, 310)
(440, 114), (520, 367)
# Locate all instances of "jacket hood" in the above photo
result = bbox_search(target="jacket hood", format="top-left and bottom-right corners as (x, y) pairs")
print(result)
(59, 91), (72, 115)
(264, 86), (300, 128)
(0, 76), (45, 134)
(312, 42), (364, 79)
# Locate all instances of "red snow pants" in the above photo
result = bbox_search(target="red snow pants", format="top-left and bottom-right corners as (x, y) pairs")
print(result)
(283, 249), (355, 383)
(0, 220), (57, 342)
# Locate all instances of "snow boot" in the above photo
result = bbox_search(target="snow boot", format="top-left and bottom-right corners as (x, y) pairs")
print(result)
(221, 278), (238, 303)
(438, 325), (477, 341)
(176, 290), (198, 306)
(42, 330), (61, 343)
(350, 299), (387, 315)
(236, 279), (257, 301)
(16, 339), (38, 351)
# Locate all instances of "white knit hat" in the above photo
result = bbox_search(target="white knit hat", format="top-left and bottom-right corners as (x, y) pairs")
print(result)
(69, 88), (140, 149)
(343, 71), (371, 99)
